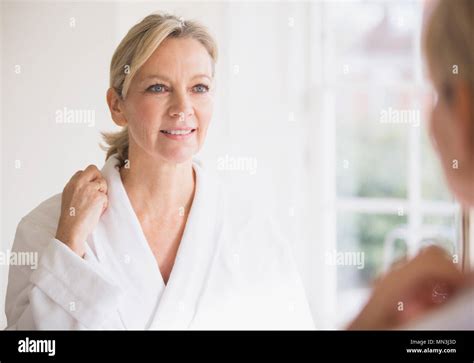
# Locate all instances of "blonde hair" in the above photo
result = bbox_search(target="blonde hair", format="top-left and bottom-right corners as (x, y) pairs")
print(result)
(423, 0), (474, 93)
(101, 13), (218, 167)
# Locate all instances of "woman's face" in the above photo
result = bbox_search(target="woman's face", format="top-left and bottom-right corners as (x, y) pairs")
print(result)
(429, 77), (474, 205)
(122, 37), (214, 164)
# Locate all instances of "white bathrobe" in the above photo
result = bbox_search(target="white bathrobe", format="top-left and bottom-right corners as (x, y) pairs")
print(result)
(5, 154), (314, 330)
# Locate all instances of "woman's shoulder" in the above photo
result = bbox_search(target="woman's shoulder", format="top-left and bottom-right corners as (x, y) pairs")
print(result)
(17, 192), (62, 239)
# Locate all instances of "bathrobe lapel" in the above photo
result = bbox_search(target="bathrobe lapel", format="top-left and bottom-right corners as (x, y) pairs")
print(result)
(148, 160), (223, 329)
(91, 155), (222, 329)
(91, 155), (163, 329)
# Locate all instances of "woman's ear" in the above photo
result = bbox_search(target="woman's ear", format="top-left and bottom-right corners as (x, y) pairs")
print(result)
(106, 87), (127, 127)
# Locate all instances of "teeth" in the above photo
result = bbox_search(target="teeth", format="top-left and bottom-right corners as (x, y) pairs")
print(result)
(162, 129), (193, 135)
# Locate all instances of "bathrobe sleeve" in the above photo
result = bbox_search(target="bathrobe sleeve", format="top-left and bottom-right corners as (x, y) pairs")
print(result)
(5, 217), (124, 330)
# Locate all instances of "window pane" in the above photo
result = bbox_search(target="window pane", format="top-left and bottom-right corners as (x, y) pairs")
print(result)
(336, 212), (408, 290)
(326, 1), (418, 83)
(421, 214), (460, 257)
(335, 212), (408, 326)
(336, 87), (409, 198)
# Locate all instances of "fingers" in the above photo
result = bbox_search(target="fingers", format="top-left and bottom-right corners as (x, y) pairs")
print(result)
(372, 246), (463, 305)
(405, 246), (463, 287)
(381, 246), (462, 288)
(94, 178), (108, 194)
(70, 165), (101, 182)
(82, 164), (103, 182)
(101, 194), (109, 214)
(348, 246), (467, 330)
(84, 180), (107, 197)
(69, 165), (107, 192)
(375, 246), (465, 316)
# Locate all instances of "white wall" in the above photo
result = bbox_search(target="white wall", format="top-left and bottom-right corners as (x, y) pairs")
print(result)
(1, 1), (333, 329)
(1, 0), (119, 329)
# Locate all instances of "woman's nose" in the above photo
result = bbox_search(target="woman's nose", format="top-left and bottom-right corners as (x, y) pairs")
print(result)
(169, 91), (194, 120)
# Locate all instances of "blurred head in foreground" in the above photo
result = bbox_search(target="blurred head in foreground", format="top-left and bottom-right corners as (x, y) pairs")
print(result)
(423, 0), (474, 207)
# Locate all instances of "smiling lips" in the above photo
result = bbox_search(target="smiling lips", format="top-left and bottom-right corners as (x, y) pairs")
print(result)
(160, 127), (196, 139)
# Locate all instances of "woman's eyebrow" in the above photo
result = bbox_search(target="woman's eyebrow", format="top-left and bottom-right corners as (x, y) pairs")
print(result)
(141, 74), (212, 82)
(141, 74), (170, 83)
(191, 74), (212, 81)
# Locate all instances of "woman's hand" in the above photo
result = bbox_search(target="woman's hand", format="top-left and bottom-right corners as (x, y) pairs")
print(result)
(55, 165), (108, 258)
(347, 246), (469, 330)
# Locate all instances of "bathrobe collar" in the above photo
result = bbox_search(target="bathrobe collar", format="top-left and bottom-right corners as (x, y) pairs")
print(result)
(93, 154), (222, 329)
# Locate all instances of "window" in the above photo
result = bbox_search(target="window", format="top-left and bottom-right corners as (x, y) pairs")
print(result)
(307, 0), (462, 327)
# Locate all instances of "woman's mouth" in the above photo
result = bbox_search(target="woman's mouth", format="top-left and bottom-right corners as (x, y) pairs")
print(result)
(160, 128), (196, 140)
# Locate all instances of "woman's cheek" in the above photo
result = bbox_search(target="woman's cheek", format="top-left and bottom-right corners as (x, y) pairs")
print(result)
(432, 102), (453, 149)
(137, 101), (166, 131)
(432, 103), (462, 186)
(195, 96), (213, 127)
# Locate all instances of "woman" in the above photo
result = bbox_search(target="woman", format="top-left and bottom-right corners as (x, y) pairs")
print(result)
(349, 0), (474, 330)
(5, 14), (314, 330)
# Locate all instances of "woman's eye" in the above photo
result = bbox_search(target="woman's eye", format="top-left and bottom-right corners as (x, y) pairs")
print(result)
(193, 84), (209, 93)
(147, 84), (168, 93)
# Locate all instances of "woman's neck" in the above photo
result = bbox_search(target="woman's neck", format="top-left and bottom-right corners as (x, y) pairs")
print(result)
(119, 150), (196, 220)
